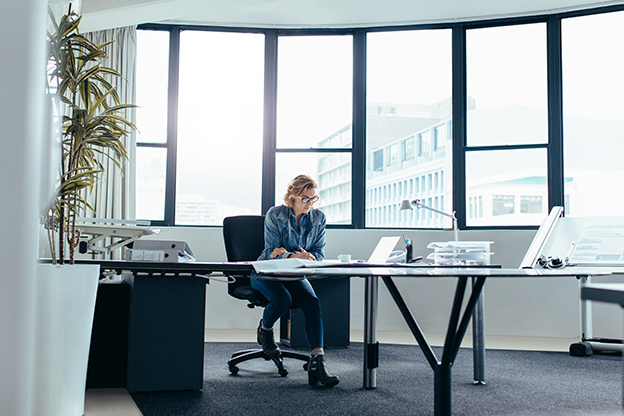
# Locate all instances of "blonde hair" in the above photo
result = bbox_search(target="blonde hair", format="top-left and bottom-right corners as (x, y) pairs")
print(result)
(283, 175), (318, 208)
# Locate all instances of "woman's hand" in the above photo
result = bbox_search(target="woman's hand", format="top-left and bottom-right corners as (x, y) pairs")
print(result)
(270, 247), (287, 259)
(289, 251), (316, 260)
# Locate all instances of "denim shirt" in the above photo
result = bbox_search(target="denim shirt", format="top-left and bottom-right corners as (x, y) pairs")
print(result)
(258, 205), (326, 261)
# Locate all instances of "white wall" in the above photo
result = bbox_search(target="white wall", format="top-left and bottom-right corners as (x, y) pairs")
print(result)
(143, 226), (624, 342)
(0, 0), (48, 415)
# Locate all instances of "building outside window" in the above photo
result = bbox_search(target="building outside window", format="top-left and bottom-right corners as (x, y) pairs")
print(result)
(493, 195), (515, 216)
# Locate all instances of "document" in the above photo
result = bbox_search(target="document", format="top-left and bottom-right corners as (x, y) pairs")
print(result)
(251, 258), (426, 274)
(569, 223), (624, 265)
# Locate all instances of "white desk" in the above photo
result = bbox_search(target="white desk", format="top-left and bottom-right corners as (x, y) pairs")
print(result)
(260, 266), (611, 416)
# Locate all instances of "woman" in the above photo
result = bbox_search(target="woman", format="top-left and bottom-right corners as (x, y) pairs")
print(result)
(252, 174), (340, 387)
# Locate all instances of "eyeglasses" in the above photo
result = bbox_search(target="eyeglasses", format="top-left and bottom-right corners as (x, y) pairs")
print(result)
(299, 195), (320, 204)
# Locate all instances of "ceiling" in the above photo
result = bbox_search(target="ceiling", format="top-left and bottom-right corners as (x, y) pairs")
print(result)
(80, 0), (624, 33)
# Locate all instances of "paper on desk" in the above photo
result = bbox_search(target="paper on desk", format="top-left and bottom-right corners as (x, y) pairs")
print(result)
(252, 258), (315, 273)
(253, 258), (370, 272)
(427, 241), (493, 250)
(251, 258), (428, 273)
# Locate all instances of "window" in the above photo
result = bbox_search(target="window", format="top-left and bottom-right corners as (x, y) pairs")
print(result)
(466, 23), (548, 146)
(521, 195), (543, 214)
(562, 11), (624, 216)
(175, 31), (264, 225)
(403, 136), (415, 161)
(434, 123), (446, 151)
(420, 131), (432, 158)
(466, 148), (547, 226)
(136, 147), (167, 221)
(493, 195), (515, 216)
(134, 6), (624, 230)
(136, 29), (170, 222)
(465, 23), (548, 226)
(366, 29), (452, 228)
(388, 143), (399, 166)
(136, 29), (265, 226)
(275, 35), (353, 225)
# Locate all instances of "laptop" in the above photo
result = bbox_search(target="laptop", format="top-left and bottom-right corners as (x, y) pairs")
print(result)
(366, 236), (402, 263)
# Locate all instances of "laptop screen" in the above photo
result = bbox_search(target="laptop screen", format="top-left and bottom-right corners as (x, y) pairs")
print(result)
(367, 236), (401, 263)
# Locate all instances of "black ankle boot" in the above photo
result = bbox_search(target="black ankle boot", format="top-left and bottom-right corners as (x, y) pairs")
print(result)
(257, 320), (280, 356)
(308, 354), (340, 387)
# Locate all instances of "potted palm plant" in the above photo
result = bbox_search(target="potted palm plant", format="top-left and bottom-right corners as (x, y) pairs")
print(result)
(44, 11), (133, 264)
(35, 8), (136, 416)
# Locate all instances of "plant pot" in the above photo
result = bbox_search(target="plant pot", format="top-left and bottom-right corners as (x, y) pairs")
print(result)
(33, 263), (99, 416)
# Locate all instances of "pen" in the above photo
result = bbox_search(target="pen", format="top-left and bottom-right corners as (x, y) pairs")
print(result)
(298, 246), (307, 253)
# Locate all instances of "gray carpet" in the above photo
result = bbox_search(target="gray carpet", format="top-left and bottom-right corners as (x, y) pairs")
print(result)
(131, 342), (624, 416)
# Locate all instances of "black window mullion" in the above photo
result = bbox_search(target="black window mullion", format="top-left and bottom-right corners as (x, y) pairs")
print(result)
(164, 27), (181, 226)
(352, 30), (366, 229)
(466, 143), (548, 152)
(262, 31), (278, 215)
(547, 16), (565, 210)
(452, 26), (467, 230)
(276, 148), (352, 153)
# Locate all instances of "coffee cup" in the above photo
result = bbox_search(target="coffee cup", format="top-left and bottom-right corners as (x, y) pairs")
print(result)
(338, 254), (351, 263)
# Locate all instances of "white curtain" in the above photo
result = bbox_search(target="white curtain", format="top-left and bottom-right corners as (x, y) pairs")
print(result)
(84, 26), (137, 258)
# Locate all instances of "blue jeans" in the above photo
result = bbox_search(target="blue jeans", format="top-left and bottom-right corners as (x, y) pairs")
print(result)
(250, 277), (323, 350)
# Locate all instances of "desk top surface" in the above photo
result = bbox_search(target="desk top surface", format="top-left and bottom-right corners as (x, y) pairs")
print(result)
(42, 259), (253, 275)
(41, 259), (611, 280)
(255, 266), (610, 279)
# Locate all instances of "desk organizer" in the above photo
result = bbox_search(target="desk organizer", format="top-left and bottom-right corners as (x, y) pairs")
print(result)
(427, 241), (493, 265)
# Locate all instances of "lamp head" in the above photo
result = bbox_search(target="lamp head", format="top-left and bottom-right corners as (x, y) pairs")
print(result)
(399, 199), (413, 210)
(400, 199), (426, 211)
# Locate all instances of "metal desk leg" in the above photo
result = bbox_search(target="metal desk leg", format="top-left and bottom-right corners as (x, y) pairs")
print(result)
(363, 275), (379, 389)
(472, 277), (486, 384)
(580, 275), (593, 341)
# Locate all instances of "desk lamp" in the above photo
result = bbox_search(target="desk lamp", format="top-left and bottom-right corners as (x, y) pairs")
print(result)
(400, 199), (459, 242)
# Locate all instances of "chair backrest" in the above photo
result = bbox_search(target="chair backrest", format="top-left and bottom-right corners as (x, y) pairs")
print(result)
(223, 215), (267, 305)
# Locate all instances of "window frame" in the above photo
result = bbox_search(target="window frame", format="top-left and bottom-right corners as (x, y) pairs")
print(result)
(136, 4), (624, 229)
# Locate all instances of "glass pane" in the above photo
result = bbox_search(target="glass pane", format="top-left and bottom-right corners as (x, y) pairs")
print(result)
(276, 153), (352, 225)
(136, 30), (169, 144)
(276, 35), (353, 149)
(366, 29), (452, 228)
(175, 31), (265, 226)
(562, 11), (624, 216)
(466, 149), (547, 226)
(466, 23), (548, 146)
(136, 147), (167, 221)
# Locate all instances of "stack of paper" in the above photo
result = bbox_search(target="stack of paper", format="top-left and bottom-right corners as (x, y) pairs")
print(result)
(427, 241), (493, 265)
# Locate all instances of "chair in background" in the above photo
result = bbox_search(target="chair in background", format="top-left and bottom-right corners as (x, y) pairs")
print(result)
(222, 215), (310, 376)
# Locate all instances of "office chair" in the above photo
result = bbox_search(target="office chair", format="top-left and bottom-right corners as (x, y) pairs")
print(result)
(223, 215), (310, 377)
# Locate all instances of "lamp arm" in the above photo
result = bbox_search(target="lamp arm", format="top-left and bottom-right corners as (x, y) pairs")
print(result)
(413, 199), (459, 242)
(412, 199), (456, 220)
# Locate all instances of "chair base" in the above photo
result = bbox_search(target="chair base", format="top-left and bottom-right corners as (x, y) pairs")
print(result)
(227, 348), (310, 377)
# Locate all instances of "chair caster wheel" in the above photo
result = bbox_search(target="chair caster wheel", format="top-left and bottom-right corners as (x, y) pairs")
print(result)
(229, 365), (239, 375)
(279, 368), (288, 377)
